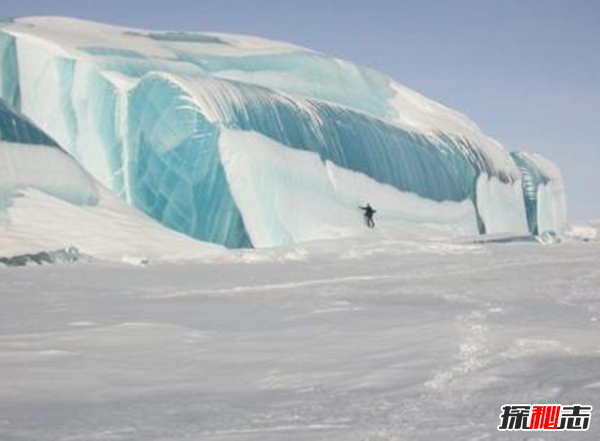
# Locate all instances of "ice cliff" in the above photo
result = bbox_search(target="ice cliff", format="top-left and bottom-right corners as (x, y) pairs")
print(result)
(0, 16), (567, 247)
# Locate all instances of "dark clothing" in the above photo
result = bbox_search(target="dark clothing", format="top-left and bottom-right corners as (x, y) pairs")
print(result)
(359, 204), (377, 228)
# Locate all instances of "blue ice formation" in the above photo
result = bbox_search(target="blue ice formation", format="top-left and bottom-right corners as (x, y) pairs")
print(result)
(0, 98), (99, 209)
(511, 152), (566, 235)
(0, 99), (58, 147)
(0, 17), (567, 247)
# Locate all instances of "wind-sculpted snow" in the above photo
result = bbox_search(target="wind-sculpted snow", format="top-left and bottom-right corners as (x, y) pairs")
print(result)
(0, 17), (567, 246)
(1, 233), (599, 440)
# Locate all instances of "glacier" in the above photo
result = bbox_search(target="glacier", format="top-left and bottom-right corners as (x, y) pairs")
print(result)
(0, 16), (567, 247)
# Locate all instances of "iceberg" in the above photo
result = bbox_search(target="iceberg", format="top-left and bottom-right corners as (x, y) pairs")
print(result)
(0, 17), (567, 247)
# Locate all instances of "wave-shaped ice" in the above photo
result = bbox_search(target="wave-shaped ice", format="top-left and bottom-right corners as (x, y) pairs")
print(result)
(127, 73), (530, 245)
(0, 99), (221, 260)
(0, 16), (567, 246)
(219, 130), (478, 247)
(511, 152), (567, 234)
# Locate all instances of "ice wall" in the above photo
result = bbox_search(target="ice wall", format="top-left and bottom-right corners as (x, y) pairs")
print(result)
(511, 152), (567, 234)
(0, 31), (20, 109)
(475, 175), (528, 235)
(220, 130), (478, 247)
(126, 75), (251, 248)
(0, 98), (221, 260)
(5, 34), (126, 196)
(127, 73), (529, 246)
(0, 17), (567, 247)
(0, 99), (98, 211)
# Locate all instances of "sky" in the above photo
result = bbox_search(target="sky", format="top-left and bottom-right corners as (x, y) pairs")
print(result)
(2, 0), (599, 219)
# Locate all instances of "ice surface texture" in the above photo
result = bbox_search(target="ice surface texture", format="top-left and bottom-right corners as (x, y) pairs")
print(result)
(0, 17), (567, 247)
(511, 152), (567, 235)
(0, 99), (57, 147)
(0, 99), (99, 208)
(0, 99), (221, 260)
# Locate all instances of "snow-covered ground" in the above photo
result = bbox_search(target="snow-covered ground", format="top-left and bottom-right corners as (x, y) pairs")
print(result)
(0, 229), (599, 440)
(0, 186), (223, 262)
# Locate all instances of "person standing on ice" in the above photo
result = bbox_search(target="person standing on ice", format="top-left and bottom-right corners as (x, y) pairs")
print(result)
(359, 203), (377, 228)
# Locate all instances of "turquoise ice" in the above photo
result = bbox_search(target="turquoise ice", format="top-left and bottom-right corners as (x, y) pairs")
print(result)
(0, 17), (567, 246)
(511, 152), (566, 235)
(0, 99), (99, 210)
